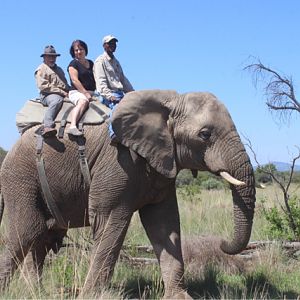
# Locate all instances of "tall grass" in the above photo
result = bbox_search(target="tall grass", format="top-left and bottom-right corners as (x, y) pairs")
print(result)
(0, 184), (299, 298)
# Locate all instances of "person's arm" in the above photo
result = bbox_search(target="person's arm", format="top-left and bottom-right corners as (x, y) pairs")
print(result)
(35, 69), (52, 93)
(94, 60), (114, 100)
(117, 61), (134, 93)
(35, 68), (68, 96)
(121, 74), (134, 93)
(68, 66), (92, 100)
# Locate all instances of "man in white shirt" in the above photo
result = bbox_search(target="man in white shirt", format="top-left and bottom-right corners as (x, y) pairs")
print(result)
(93, 35), (134, 144)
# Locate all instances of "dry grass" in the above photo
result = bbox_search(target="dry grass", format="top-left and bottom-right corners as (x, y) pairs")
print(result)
(0, 183), (300, 298)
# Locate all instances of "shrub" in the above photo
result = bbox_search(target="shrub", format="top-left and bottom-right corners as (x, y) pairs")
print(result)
(200, 178), (224, 190)
(262, 195), (300, 241)
(176, 169), (194, 187)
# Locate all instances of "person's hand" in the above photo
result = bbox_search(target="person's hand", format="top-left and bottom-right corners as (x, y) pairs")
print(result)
(84, 91), (92, 101)
(110, 96), (117, 102)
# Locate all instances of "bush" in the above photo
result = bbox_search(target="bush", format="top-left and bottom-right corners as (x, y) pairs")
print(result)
(176, 170), (194, 187)
(292, 172), (300, 184)
(262, 196), (300, 241)
(176, 170), (227, 191)
(200, 178), (224, 190)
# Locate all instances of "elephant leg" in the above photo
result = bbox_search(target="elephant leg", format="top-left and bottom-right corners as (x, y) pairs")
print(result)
(0, 249), (21, 291)
(139, 188), (190, 299)
(23, 228), (67, 286)
(81, 208), (133, 297)
(22, 243), (47, 288)
(0, 193), (48, 291)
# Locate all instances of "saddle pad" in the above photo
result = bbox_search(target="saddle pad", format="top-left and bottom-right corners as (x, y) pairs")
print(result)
(16, 98), (111, 133)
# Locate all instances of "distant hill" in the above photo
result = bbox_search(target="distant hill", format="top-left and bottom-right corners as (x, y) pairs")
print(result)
(255, 161), (300, 172)
(271, 161), (300, 172)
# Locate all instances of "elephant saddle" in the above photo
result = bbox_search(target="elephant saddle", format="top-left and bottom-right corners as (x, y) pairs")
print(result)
(16, 97), (110, 135)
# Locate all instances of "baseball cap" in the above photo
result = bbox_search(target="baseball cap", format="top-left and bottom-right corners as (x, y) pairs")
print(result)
(102, 35), (118, 45)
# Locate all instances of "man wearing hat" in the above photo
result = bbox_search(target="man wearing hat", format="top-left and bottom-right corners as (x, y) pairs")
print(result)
(93, 35), (134, 145)
(35, 45), (70, 137)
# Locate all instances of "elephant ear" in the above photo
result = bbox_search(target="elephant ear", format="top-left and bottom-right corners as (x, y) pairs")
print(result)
(111, 90), (178, 178)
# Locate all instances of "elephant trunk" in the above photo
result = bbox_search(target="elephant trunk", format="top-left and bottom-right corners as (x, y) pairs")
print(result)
(220, 150), (256, 255)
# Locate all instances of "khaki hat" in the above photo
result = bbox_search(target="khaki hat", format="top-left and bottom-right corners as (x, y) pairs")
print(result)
(40, 45), (61, 57)
(102, 35), (118, 45)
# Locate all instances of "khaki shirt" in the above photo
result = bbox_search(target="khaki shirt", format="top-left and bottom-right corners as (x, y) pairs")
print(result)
(35, 63), (70, 96)
(93, 52), (134, 100)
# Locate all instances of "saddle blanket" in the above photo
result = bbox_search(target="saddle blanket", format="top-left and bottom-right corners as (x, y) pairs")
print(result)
(16, 97), (111, 134)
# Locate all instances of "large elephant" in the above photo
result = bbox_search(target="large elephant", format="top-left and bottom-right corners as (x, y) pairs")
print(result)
(0, 90), (256, 298)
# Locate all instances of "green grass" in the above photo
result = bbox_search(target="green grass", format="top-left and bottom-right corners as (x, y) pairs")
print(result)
(0, 183), (300, 298)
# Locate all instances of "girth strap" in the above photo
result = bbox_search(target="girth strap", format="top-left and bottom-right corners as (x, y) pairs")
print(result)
(58, 105), (74, 138)
(77, 137), (91, 187)
(36, 132), (44, 155)
(89, 102), (109, 123)
(36, 155), (68, 229)
(35, 134), (67, 229)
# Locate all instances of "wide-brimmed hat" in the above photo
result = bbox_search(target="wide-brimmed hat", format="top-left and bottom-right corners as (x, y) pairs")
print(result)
(102, 35), (118, 45)
(40, 45), (61, 57)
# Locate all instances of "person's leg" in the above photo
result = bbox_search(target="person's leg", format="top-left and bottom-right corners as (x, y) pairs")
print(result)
(109, 92), (124, 143)
(108, 104), (117, 138)
(42, 94), (64, 128)
(67, 91), (89, 136)
(101, 92), (124, 145)
(69, 99), (89, 128)
(41, 94), (63, 137)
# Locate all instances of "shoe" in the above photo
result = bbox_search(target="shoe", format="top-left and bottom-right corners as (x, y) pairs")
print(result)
(67, 127), (83, 136)
(110, 134), (119, 146)
(42, 127), (57, 138)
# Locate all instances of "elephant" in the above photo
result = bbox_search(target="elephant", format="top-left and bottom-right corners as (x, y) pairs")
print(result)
(0, 89), (256, 298)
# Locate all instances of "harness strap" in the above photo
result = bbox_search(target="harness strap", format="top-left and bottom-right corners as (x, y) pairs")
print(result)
(77, 137), (91, 187)
(58, 106), (74, 139)
(89, 102), (109, 123)
(74, 103), (110, 188)
(36, 134), (67, 229)
(36, 155), (68, 229)
(36, 133), (44, 155)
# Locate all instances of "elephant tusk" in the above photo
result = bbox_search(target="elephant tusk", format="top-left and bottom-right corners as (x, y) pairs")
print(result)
(220, 171), (245, 186)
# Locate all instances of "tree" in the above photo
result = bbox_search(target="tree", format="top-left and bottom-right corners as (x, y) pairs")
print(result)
(255, 163), (277, 184)
(246, 137), (300, 240)
(244, 57), (300, 122)
(244, 58), (300, 240)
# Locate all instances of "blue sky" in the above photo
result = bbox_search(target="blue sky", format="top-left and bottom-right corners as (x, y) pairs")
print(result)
(1, 0), (299, 164)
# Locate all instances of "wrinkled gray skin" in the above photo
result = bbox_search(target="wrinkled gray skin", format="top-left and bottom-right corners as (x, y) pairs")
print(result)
(0, 90), (255, 298)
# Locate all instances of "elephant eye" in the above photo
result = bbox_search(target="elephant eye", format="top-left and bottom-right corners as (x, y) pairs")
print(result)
(199, 129), (211, 141)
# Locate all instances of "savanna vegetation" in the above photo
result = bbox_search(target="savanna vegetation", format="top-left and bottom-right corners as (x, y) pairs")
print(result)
(0, 167), (299, 299)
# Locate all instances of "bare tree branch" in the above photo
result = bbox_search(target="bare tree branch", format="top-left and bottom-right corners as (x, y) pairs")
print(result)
(244, 56), (300, 122)
(243, 135), (300, 236)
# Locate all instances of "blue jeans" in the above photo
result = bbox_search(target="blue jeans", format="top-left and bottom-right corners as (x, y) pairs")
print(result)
(101, 91), (124, 137)
(40, 94), (64, 128)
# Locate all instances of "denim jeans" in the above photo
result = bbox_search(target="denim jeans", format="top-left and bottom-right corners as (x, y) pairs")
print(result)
(40, 93), (64, 128)
(101, 91), (124, 137)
